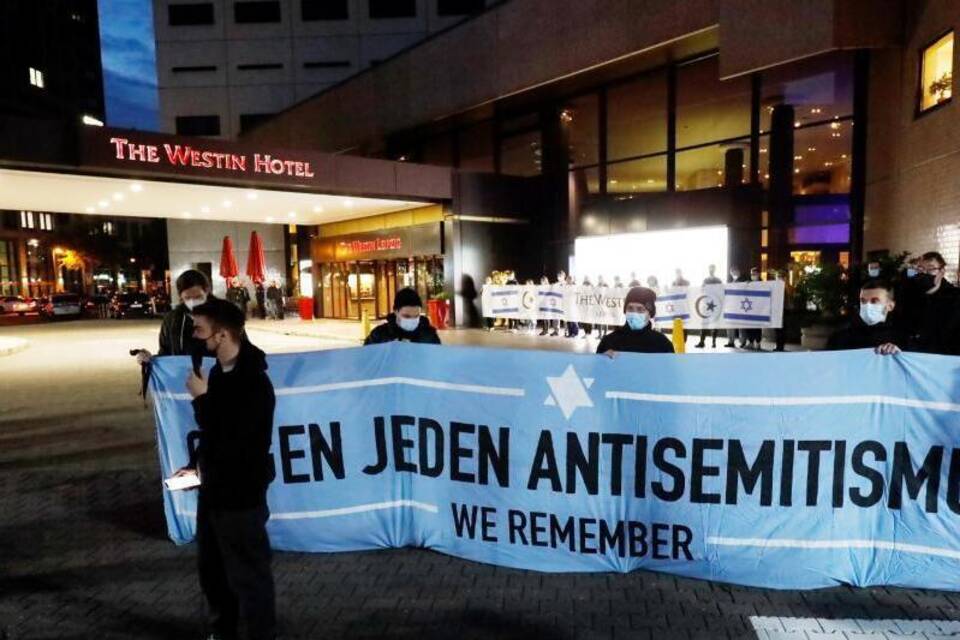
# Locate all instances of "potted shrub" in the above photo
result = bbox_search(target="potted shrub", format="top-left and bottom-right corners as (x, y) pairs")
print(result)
(794, 263), (849, 350)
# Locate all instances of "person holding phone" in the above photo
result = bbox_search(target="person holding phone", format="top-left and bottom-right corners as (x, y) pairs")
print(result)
(172, 298), (277, 640)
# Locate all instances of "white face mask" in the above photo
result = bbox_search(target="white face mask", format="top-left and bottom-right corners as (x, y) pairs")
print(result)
(868, 268), (880, 278)
(183, 295), (207, 310)
(859, 303), (888, 326)
(397, 316), (420, 332)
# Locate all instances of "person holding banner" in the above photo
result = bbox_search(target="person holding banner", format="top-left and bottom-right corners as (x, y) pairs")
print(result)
(695, 264), (723, 349)
(597, 287), (674, 357)
(176, 298), (277, 640)
(827, 279), (901, 353)
(364, 287), (442, 345)
(135, 269), (212, 365)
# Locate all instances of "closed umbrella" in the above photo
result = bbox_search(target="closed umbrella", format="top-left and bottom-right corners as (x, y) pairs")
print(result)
(219, 236), (238, 286)
(246, 231), (266, 285)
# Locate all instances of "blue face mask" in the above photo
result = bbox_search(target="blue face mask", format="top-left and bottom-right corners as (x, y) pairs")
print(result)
(859, 303), (888, 326)
(868, 268), (880, 278)
(625, 311), (649, 331)
(906, 268), (918, 278)
(397, 316), (420, 332)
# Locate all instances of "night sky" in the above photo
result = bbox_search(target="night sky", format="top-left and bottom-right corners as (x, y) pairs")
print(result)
(98, 0), (159, 131)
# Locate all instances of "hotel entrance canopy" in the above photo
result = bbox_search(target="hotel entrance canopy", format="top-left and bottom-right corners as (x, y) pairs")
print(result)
(0, 118), (453, 224)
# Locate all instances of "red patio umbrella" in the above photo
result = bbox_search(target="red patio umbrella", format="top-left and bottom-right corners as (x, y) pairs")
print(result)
(245, 231), (266, 285)
(219, 236), (239, 286)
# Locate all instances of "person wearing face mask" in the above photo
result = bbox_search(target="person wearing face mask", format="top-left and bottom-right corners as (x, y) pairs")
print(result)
(172, 297), (277, 640)
(742, 267), (764, 350)
(135, 269), (212, 365)
(826, 280), (901, 353)
(724, 266), (747, 348)
(905, 251), (960, 355)
(597, 287), (674, 357)
(364, 287), (441, 345)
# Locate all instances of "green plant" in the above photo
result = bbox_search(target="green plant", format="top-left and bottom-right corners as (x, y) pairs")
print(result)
(794, 263), (848, 323)
(431, 290), (449, 301)
(931, 72), (953, 101)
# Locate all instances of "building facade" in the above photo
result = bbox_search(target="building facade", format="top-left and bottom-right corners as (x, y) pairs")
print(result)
(153, 0), (494, 139)
(242, 0), (959, 325)
(0, 0), (126, 296)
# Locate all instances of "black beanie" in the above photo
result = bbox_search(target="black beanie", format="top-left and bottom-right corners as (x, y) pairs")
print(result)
(393, 287), (423, 311)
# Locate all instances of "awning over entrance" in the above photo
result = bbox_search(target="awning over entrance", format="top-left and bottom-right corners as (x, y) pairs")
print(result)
(0, 168), (429, 224)
(0, 119), (453, 223)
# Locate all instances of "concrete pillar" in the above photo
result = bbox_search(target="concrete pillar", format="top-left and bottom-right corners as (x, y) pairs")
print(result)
(724, 148), (745, 188)
(768, 105), (795, 270)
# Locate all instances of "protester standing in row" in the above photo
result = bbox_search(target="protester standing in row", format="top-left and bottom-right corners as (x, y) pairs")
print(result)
(695, 264), (723, 349)
(903, 251), (960, 354)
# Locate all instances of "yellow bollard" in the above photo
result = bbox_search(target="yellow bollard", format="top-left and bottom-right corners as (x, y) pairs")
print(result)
(361, 309), (371, 340)
(672, 317), (686, 354)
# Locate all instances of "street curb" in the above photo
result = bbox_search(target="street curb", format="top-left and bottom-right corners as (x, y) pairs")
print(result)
(0, 337), (29, 357)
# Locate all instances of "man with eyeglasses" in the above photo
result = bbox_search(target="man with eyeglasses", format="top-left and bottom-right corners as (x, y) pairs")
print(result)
(905, 251), (960, 355)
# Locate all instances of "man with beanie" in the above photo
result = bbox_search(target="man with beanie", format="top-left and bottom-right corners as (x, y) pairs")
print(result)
(597, 287), (674, 356)
(172, 297), (277, 640)
(364, 287), (441, 345)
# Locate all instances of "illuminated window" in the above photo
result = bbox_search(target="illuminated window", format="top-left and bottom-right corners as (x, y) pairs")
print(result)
(39, 213), (53, 231)
(920, 31), (954, 113)
(102, 222), (114, 236)
(20, 211), (35, 229)
(29, 67), (44, 89)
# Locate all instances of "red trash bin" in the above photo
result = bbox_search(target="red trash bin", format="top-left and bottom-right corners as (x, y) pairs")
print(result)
(426, 299), (442, 329)
(298, 296), (314, 320)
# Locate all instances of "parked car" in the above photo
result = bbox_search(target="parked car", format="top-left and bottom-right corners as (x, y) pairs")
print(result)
(40, 293), (82, 319)
(0, 296), (30, 315)
(84, 294), (111, 316)
(110, 292), (153, 319)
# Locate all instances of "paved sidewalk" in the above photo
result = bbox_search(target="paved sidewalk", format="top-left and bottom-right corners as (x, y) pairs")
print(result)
(0, 336), (28, 357)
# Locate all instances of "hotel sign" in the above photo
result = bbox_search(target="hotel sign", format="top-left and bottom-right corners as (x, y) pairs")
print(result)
(107, 136), (316, 178)
(314, 224), (442, 262)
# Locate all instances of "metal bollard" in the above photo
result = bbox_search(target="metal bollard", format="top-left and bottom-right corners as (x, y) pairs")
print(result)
(361, 309), (371, 339)
(672, 317), (686, 354)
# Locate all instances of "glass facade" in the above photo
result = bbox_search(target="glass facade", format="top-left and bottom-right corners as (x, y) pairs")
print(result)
(385, 49), (859, 259)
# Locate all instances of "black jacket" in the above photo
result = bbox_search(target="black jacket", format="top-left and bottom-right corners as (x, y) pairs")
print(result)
(364, 314), (441, 345)
(189, 340), (276, 510)
(909, 282), (960, 355)
(826, 317), (900, 351)
(596, 324), (674, 354)
(158, 304), (196, 356)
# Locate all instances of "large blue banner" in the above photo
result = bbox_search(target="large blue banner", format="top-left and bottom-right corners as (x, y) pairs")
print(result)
(150, 343), (960, 590)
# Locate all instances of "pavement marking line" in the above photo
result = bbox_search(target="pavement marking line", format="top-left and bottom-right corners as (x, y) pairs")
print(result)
(708, 536), (960, 560)
(606, 391), (960, 413)
(175, 499), (439, 520)
(155, 376), (525, 401)
(750, 616), (960, 638)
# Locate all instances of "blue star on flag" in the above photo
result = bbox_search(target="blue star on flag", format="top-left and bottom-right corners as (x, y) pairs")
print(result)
(740, 298), (753, 312)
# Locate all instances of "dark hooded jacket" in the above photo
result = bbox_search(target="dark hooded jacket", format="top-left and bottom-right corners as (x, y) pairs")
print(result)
(596, 324), (674, 354)
(158, 304), (197, 356)
(189, 340), (276, 510)
(364, 314), (441, 345)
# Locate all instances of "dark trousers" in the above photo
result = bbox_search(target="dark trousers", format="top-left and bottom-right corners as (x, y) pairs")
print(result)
(197, 501), (276, 640)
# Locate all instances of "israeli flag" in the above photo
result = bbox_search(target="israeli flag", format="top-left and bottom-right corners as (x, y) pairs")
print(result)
(489, 288), (520, 314)
(656, 290), (690, 321)
(722, 285), (772, 322)
(537, 289), (564, 315)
